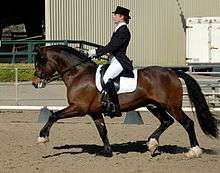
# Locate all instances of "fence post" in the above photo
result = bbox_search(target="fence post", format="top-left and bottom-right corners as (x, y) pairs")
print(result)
(15, 68), (19, 105)
(12, 46), (16, 64)
(79, 42), (84, 52)
(64, 40), (68, 46)
(189, 65), (193, 75)
(27, 42), (33, 63)
(211, 86), (216, 107)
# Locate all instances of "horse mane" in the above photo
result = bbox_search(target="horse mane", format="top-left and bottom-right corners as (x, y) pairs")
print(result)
(48, 45), (90, 62)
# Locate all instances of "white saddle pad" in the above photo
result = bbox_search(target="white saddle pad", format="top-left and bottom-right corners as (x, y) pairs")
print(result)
(96, 65), (138, 94)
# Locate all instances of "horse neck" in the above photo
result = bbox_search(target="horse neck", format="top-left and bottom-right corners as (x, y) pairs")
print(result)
(54, 56), (97, 87)
(62, 64), (97, 88)
(53, 53), (80, 73)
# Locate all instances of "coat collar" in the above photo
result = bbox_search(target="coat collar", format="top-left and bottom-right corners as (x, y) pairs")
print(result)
(114, 22), (127, 32)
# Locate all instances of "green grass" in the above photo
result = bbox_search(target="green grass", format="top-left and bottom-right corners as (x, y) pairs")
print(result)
(0, 60), (106, 82)
(0, 64), (34, 82)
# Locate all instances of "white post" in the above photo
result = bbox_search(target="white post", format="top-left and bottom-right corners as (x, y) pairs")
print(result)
(211, 86), (216, 106)
(15, 68), (18, 105)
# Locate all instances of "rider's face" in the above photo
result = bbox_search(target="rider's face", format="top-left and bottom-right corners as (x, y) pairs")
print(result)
(112, 14), (124, 24)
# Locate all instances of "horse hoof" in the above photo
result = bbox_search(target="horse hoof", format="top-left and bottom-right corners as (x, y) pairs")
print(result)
(103, 152), (113, 157)
(37, 136), (49, 144)
(147, 138), (159, 156)
(96, 150), (113, 157)
(185, 146), (202, 158)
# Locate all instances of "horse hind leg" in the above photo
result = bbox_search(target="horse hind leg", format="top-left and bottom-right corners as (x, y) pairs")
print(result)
(146, 104), (174, 156)
(167, 108), (202, 158)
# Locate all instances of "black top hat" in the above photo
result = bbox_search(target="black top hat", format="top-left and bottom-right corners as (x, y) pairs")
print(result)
(112, 6), (131, 19)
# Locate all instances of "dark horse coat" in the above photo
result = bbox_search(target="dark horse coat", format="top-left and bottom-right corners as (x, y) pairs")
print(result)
(96, 25), (133, 71)
(32, 45), (219, 158)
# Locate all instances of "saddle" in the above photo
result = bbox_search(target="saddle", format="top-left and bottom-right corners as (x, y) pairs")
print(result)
(99, 64), (134, 118)
(99, 64), (134, 91)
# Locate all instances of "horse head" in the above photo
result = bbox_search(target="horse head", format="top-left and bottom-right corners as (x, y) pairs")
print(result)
(32, 45), (96, 88)
(32, 46), (58, 88)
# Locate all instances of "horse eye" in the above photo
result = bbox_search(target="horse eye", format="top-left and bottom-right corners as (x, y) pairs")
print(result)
(40, 57), (48, 64)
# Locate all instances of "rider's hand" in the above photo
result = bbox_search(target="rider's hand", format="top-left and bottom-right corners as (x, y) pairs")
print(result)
(88, 49), (96, 58)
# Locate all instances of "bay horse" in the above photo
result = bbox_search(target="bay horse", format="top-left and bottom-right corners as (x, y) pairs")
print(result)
(32, 45), (219, 158)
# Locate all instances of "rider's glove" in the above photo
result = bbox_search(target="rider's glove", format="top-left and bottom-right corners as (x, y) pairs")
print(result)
(88, 49), (96, 58)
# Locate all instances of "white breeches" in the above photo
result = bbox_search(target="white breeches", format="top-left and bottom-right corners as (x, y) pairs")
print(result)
(103, 56), (123, 84)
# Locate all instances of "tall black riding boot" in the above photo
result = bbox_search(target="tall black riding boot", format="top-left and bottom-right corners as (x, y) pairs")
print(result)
(101, 79), (122, 118)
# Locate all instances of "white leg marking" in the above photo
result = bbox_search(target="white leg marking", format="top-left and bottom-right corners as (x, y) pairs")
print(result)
(185, 146), (202, 158)
(147, 138), (159, 155)
(37, 136), (49, 144)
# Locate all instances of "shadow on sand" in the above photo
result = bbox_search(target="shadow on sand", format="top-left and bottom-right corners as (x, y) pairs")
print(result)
(41, 140), (216, 159)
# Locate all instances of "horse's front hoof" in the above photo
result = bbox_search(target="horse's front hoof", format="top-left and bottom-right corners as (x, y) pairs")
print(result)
(147, 138), (159, 156)
(37, 136), (49, 144)
(96, 149), (113, 157)
(185, 146), (202, 158)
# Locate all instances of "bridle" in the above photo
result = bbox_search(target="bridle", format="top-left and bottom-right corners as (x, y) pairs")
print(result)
(34, 54), (104, 84)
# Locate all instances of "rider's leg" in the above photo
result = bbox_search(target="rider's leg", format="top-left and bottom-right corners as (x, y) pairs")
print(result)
(102, 57), (123, 117)
(103, 57), (123, 84)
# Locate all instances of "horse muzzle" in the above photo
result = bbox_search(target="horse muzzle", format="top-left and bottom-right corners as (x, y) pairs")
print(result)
(32, 77), (47, 88)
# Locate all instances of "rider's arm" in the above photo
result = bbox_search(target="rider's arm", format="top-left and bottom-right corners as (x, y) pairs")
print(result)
(96, 27), (130, 57)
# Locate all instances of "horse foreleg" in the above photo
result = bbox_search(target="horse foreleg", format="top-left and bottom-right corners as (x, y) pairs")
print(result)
(146, 104), (174, 156)
(91, 113), (113, 157)
(37, 105), (85, 144)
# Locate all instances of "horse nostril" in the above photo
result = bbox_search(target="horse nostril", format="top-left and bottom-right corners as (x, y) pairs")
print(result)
(32, 82), (38, 88)
(32, 80), (38, 88)
(34, 84), (38, 88)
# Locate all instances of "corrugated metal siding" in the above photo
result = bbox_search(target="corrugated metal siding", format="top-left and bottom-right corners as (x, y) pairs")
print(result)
(45, 0), (220, 66)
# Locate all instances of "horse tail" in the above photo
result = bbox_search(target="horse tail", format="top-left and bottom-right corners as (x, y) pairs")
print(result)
(175, 70), (219, 138)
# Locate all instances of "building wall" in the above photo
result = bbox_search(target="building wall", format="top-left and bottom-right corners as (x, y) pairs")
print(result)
(45, 0), (220, 67)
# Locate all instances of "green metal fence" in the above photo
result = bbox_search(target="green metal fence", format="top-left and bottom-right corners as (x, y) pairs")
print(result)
(0, 40), (102, 63)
